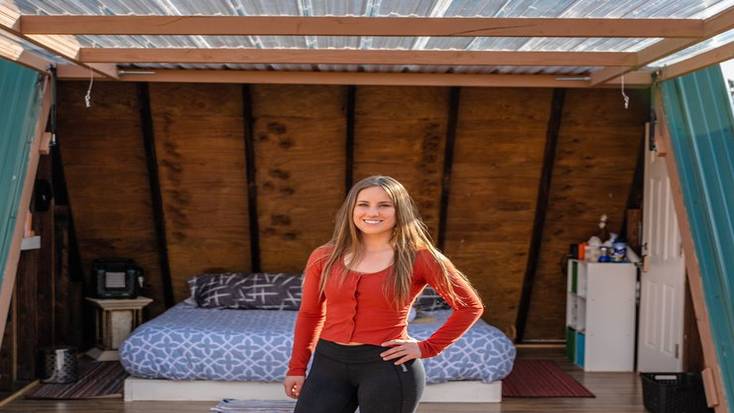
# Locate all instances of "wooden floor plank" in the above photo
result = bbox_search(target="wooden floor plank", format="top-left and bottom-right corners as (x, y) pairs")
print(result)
(3, 348), (645, 412)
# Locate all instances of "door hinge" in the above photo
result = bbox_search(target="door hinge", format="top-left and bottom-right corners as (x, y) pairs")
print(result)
(674, 344), (679, 359)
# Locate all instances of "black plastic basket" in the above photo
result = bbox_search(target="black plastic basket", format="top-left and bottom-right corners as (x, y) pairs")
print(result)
(640, 372), (713, 413)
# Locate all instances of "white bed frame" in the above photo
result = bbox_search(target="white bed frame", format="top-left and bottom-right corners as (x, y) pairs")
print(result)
(124, 377), (502, 403)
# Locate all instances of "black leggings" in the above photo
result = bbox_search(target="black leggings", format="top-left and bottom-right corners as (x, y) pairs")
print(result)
(294, 339), (426, 413)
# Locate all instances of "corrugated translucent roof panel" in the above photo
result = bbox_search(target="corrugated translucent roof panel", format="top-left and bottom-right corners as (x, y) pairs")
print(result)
(13, 0), (734, 18)
(10, 0), (734, 74)
(651, 27), (734, 67)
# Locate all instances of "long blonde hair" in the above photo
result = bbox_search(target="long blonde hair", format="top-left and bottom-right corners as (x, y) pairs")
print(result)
(317, 175), (478, 309)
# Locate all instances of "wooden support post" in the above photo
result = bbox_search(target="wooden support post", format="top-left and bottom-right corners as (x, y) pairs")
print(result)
(345, 86), (356, 194)
(515, 88), (566, 343)
(437, 87), (460, 251)
(137, 83), (174, 309)
(242, 85), (261, 273)
(39, 132), (52, 155)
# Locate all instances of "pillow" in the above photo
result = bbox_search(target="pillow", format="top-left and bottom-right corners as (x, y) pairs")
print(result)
(413, 285), (451, 311)
(408, 306), (417, 322)
(187, 272), (303, 310)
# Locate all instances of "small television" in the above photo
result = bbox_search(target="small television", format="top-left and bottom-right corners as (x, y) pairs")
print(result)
(92, 258), (143, 299)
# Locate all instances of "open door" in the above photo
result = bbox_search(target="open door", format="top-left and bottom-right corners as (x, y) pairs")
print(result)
(638, 123), (686, 372)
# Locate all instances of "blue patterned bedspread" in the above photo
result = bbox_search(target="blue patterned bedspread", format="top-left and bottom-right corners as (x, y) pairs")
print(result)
(119, 303), (516, 384)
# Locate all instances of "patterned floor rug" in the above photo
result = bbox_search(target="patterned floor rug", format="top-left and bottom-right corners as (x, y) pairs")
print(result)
(25, 360), (128, 399)
(211, 399), (297, 412)
(502, 359), (595, 397)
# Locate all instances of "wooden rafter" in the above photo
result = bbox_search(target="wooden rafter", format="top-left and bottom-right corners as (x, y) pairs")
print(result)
(78, 48), (638, 67)
(18, 15), (706, 38)
(591, 5), (734, 85)
(0, 33), (49, 72)
(659, 40), (734, 80)
(0, 3), (118, 79)
(56, 66), (652, 88)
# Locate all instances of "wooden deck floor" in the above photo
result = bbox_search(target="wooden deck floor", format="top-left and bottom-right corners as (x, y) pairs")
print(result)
(2, 347), (646, 412)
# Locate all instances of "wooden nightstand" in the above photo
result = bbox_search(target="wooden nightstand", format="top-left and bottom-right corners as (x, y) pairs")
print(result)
(85, 296), (153, 361)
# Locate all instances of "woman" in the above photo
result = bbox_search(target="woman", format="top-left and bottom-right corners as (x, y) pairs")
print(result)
(284, 175), (484, 413)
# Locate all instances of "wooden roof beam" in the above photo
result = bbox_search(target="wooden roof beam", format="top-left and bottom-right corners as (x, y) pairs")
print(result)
(18, 15), (706, 38)
(590, 5), (734, 85)
(78, 48), (639, 67)
(0, 3), (118, 79)
(659, 40), (734, 80)
(56, 66), (652, 88)
(0, 33), (51, 72)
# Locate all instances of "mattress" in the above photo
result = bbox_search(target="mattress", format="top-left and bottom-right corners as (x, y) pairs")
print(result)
(119, 303), (515, 384)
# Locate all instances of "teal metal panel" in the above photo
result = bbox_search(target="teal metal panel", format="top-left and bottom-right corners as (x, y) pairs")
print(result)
(661, 64), (734, 407)
(0, 59), (42, 284)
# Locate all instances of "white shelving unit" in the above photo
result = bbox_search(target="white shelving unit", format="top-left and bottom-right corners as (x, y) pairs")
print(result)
(565, 259), (637, 372)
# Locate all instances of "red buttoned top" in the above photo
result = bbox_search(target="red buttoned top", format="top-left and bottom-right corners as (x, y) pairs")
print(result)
(287, 245), (484, 376)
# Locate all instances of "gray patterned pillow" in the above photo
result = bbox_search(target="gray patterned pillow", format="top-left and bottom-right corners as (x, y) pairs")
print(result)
(413, 286), (451, 311)
(187, 272), (302, 310)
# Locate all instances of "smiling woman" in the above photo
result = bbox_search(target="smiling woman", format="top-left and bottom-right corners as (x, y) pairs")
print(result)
(284, 175), (484, 413)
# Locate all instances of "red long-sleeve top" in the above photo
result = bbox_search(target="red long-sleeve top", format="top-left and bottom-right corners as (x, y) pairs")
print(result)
(287, 245), (484, 376)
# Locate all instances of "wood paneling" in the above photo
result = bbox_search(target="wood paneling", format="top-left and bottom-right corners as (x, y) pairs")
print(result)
(14, 158), (55, 381)
(684, 277), (705, 372)
(251, 85), (346, 272)
(446, 88), (553, 336)
(15, 244), (39, 381)
(57, 82), (166, 316)
(51, 135), (87, 349)
(148, 83), (250, 301)
(53, 206), (85, 348)
(353, 86), (449, 240)
(35, 157), (55, 351)
(53, 82), (647, 340)
(516, 89), (566, 342)
(524, 88), (648, 340)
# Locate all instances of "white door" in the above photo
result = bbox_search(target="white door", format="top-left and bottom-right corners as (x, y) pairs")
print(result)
(638, 123), (686, 372)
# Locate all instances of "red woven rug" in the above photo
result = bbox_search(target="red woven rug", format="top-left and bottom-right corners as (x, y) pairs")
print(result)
(502, 359), (595, 398)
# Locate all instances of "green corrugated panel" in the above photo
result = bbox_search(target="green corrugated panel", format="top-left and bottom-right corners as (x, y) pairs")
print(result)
(661, 64), (734, 408)
(0, 60), (42, 284)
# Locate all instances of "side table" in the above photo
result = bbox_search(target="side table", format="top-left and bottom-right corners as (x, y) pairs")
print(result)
(85, 296), (153, 361)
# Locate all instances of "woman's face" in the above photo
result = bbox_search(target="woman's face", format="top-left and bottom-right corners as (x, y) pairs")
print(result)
(353, 186), (397, 237)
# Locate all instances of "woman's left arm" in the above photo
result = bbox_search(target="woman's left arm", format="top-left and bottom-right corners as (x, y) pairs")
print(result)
(381, 251), (484, 363)
(414, 252), (484, 358)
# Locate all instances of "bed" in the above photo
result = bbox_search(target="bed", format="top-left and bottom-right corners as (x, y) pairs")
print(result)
(120, 302), (515, 402)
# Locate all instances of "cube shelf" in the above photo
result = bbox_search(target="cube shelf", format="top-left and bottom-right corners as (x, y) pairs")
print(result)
(565, 259), (637, 372)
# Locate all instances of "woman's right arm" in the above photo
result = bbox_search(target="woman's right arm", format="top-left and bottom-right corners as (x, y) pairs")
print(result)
(286, 247), (328, 376)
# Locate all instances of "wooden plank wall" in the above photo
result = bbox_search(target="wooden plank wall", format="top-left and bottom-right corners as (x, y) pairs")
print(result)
(148, 84), (250, 302)
(524, 89), (648, 339)
(353, 86), (449, 240)
(252, 85), (346, 273)
(57, 83), (166, 316)
(56, 82), (647, 340)
(447, 88), (553, 335)
(0, 155), (85, 395)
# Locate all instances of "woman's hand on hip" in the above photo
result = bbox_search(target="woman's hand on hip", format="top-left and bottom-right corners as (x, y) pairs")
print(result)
(283, 375), (305, 399)
(380, 338), (421, 365)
